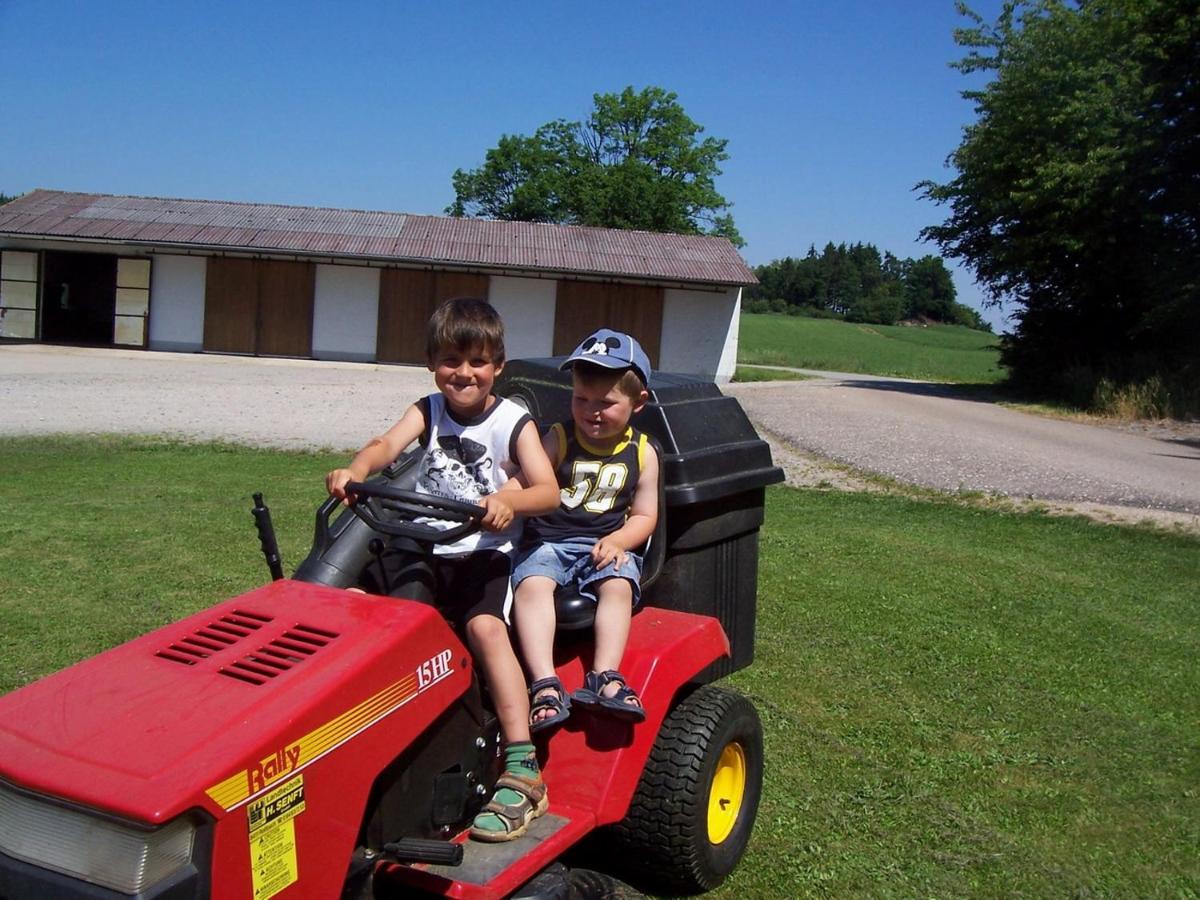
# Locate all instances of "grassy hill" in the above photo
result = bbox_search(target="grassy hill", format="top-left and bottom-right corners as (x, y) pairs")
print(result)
(738, 313), (1004, 384)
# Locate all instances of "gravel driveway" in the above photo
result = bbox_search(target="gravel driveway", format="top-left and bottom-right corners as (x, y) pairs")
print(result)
(725, 374), (1200, 529)
(0, 345), (428, 452)
(4, 345), (1197, 530)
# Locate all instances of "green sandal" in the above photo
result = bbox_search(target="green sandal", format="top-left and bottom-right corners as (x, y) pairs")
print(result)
(469, 771), (549, 842)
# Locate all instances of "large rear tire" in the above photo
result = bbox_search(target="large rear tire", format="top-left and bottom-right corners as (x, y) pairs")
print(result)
(606, 685), (763, 893)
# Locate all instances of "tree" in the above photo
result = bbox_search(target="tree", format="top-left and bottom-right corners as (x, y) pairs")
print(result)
(745, 243), (985, 329)
(448, 87), (743, 246)
(920, 0), (1199, 398)
(903, 255), (957, 321)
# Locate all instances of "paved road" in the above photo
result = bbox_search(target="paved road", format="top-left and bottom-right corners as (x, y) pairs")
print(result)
(3, 345), (1198, 522)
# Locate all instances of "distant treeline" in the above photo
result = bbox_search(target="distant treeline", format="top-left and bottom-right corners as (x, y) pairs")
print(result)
(745, 243), (991, 332)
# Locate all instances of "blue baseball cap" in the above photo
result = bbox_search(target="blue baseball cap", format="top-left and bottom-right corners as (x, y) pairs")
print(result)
(560, 328), (652, 387)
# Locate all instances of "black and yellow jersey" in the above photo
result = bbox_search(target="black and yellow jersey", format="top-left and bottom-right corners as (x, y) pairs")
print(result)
(525, 422), (652, 544)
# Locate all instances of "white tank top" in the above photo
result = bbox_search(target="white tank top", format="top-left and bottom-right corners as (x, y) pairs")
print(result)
(415, 393), (532, 557)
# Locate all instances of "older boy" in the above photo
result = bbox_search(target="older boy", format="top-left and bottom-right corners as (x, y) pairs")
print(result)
(510, 330), (660, 731)
(326, 297), (560, 842)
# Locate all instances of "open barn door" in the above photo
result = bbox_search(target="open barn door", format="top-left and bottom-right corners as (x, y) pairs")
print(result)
(40, 251), (117, 346)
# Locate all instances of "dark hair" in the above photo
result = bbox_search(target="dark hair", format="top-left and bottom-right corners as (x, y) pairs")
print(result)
(426, 297), (506, 364)
(572, 361), (646, 400)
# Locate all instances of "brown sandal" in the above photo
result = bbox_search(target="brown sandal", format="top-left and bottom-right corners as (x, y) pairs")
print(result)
(469, 771), (549, 842)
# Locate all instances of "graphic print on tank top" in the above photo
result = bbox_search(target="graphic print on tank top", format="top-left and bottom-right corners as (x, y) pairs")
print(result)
(420, 435), (493, 502)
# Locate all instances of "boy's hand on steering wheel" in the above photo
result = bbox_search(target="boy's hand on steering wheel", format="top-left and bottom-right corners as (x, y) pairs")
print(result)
(478, 494), (515, 532)
(326, 468), (358, 504)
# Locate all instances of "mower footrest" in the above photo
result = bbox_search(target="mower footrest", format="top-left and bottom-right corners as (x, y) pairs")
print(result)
(379, 804), (595, 898)
(384, 837), (465, 866)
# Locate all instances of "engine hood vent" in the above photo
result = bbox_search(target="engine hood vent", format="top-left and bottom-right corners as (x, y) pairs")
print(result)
(155, 610), (273, 665)
(218, 623), (339, 685)
(156, 611), (339, 685)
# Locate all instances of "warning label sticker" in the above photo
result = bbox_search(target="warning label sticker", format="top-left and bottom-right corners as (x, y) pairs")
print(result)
(248, 775), (305, 900)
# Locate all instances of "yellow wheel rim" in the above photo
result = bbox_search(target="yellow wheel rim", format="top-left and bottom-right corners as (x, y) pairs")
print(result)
(707, 741), (747, 844)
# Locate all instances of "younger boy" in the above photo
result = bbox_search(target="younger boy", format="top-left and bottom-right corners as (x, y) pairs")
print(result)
(510, 329), (659, 732)
(325, 297), (560, 842)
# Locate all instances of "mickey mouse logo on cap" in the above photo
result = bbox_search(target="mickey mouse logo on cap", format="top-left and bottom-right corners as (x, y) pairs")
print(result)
(581, 334), (621, 358)
(560, 327), (652, 386)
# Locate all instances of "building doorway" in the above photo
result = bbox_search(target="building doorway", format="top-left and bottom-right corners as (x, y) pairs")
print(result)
(41, 251), (118, 345)
(203, 257), (314, 357)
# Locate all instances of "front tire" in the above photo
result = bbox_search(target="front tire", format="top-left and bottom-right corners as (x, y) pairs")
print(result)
(607, 685), (763, 893)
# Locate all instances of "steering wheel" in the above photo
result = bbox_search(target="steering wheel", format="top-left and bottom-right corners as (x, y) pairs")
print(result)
(345, 481), (484, 543)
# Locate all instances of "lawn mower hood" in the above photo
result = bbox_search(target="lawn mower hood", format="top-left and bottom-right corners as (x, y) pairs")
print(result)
(0, 579), (473, 826)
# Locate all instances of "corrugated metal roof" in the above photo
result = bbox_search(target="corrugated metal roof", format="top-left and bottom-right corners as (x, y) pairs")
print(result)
(0, 189), (756, 286)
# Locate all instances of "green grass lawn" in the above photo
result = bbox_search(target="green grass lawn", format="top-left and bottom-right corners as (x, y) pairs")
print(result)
(0, 437), (342, 689)
(729, 490), (1198, 898)
(738, 313), (1005, 384)
(2, 437), (1196, 896)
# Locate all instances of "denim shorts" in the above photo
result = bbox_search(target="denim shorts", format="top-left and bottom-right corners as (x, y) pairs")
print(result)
(512, 536), (643, 606)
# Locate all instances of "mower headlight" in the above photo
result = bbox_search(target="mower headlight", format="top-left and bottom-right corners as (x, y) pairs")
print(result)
(0, 779), (195, 894)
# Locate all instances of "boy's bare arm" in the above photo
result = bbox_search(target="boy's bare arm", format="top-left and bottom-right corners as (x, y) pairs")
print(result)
(481, 420), (560, 525)
(326, 403), (426, 501)
(496, 428), (559, 493)
(499, 422), (559, 508)
(591, 445), (660, 568)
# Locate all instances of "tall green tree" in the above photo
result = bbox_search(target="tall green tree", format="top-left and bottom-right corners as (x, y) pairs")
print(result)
(746, 244), (984, 329)
(904, 255), (957, 321)
(448, 87), (743, 246)
(921, 0), (1199, 396)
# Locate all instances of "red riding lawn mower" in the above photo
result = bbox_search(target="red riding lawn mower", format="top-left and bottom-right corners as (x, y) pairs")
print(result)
(0, 360), (782, 900)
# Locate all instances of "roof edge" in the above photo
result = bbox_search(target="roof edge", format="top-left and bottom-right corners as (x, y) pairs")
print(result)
(0, 188), (758, 286)
(0, 231), (756, 289)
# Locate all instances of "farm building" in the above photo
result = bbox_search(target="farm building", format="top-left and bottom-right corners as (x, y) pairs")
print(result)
(0, 190), (755, 380)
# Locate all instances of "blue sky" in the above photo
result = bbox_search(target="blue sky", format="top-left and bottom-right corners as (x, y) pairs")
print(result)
(0, 0), (1008, 328)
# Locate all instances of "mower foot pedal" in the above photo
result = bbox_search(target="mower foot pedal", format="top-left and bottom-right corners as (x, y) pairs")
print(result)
(384, 838), (464, 866)
(425, 813), (572, 885)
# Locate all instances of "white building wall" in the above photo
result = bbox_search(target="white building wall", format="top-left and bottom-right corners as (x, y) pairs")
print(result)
(488, 276), (556, 361)
(0, 236), (747, 377)
(715, 287), (742, 380)
(313, 264), (380, 362)
(147, 254), (206, 352)
(659, 286), (741, 382)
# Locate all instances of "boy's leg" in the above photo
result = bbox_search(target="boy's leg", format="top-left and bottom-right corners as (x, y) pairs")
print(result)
(512, 542), (591, 730)
(570, 576), (644, 721)
(464, 613), (532, 745)
(592, 577), (634, 695)
(513, 575), (559, 681)
(465, 613), (546, 840)
(447, 552), (545, 841)
(514, 575), (566, 729)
